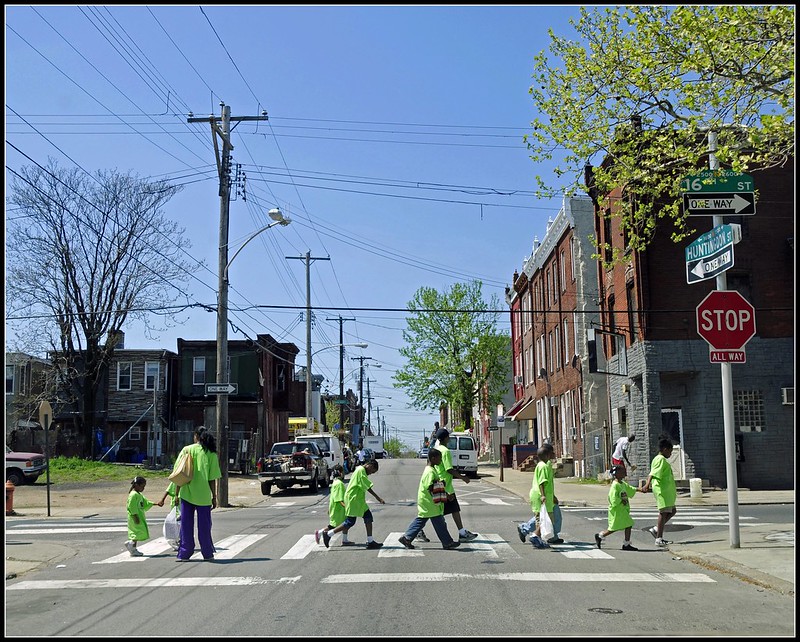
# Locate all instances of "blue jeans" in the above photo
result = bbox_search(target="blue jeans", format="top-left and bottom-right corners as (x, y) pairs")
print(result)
(520, 504), (562, 539)
(404, 515), (455, 547)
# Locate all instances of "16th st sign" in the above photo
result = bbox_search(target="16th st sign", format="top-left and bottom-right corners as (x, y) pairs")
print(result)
(681, 170), (756, 217)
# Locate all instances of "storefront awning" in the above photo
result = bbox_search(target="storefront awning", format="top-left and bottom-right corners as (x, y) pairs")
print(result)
(507, 397), (536, 421)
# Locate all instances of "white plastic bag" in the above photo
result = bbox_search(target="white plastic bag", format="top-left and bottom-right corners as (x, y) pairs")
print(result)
(539, 505), (555, 541)
(163, 506), (180, 550)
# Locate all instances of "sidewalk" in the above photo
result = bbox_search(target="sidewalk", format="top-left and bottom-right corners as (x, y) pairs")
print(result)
(478, 461), (795, 596)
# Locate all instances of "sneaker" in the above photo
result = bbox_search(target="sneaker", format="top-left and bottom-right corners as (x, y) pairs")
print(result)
(547, 537), (565, 545)
(398, 535), (415, 550)
(124, 540), (135, 555)
(517, 524), (527, 543)
(322, 530), (331, 549)
(130, 548), (143, 557)
(314, 529), (321, 545)
(531, 535), (549, 549)
(594, 533), (603, 549)
(655, 538), (670, 547)
(366, 540), (384, 550)
(203, 556), (216, 562)
(443, 541), (461, 550)
(646, 526), (658, 539)
(341, 541), (355, 547)
(459, 530), (479, 542)
(621, 544), (639, 551)
(415, 531), (430, 543)
(175, 557), (190, 562)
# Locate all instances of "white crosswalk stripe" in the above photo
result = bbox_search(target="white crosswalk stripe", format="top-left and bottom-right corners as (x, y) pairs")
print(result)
(320, 572), (715, 584)
(95, 534), (267, 564)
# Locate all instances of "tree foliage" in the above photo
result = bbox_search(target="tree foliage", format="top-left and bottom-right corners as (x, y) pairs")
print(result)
(393, 281), (510, 431)
(6, 159), (195, 456)
(526, 5), (794, 261)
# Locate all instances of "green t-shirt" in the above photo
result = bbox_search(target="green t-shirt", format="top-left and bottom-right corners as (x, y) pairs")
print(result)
(607, 479), (637, 531)
(328, 478), (346, 526)
(127, 489), (154, 542)
(434, 443), (455, 494)
(530, 460), (554, 513)
(649, 453), (677, 509)
(176, 443), (221, 507)
(344, 465), (373, 517)
(417, 465), (444, 519)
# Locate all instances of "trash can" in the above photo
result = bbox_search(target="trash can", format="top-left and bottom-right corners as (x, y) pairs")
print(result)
(689, 477), (703, 499)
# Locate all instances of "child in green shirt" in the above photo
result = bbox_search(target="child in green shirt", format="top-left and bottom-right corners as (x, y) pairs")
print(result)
(398, 449), (460, 550)
(320, 460), (385, 549)
(643, 437), (678, 547)
(125, 476), (157, 557)
(315, 465), (352, 546)
(594, 465), (640, 551)
(530, 446), (556, 549)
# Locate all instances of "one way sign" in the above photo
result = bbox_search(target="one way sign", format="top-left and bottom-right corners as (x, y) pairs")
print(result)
(683, 192), (755, 216)
(206, 383), (238, 395)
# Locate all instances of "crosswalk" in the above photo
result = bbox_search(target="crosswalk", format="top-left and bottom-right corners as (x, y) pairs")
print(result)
(577, 507), (759, 528)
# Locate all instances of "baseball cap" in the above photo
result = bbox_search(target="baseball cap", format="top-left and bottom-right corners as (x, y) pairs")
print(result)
(435, 428), (450, 440)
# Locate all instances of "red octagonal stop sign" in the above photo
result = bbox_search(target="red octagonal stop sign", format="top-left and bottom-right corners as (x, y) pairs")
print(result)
(696, 290), (756, 350)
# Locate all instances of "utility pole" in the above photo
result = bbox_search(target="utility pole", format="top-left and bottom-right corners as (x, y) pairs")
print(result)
(351, 356), (377, 443)
(327, 315), (355, 435)
(189, 103), (268, 508)
(288, 251), (330, 434)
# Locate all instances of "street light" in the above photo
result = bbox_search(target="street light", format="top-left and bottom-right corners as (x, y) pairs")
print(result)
(217, 208), (291, 507)
(302, 343), (368, 433)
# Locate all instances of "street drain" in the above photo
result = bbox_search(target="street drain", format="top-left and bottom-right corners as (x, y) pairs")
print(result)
(589, 608), (623, 614)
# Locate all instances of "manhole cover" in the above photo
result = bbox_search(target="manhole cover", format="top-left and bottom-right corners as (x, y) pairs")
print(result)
(588, 608), (623, 614)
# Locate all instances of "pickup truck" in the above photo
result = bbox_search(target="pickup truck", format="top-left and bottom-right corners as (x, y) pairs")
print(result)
(5, 446), (48, 486)
(258, 441), (330, 496)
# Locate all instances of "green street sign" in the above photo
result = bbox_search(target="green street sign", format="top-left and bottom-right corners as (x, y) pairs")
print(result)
(680, 169), (754, 194)
(333, 399), (348, 405)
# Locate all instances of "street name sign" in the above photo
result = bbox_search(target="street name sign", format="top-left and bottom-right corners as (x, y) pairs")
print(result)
(206, 383), (238, 395)
(685, 224), (741, 284)
(681, 169), (755, 216)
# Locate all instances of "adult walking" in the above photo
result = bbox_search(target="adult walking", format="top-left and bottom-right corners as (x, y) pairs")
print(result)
(172, 427), (221, 562)
(611, 433), (637, 475)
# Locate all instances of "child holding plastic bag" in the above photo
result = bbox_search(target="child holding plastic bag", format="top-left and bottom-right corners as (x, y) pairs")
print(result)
(159, 481), (181, 550)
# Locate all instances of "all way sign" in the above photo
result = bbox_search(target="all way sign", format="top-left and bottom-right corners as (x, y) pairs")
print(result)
(683, 192), (755, 216)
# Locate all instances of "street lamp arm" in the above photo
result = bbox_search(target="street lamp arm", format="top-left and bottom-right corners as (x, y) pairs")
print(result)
(310, 342), (368, 357)
(224, 211), (291, 281)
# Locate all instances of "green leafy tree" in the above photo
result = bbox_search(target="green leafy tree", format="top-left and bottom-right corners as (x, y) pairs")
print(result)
(526, 5), (794, 262)
(6, 159), (194, 457)
(394, 281), (510, 431)
(383, 436), (404, 459)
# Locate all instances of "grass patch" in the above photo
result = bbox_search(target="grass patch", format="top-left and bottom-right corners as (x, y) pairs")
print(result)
(564, 477), (607, 486)
(47, 457), (172, 484)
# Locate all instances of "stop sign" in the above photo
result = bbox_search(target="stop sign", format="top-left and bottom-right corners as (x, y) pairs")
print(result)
(696, 290), (756, 350)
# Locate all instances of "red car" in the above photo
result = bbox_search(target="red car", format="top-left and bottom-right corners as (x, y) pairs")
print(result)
(5, 446), (48, 486)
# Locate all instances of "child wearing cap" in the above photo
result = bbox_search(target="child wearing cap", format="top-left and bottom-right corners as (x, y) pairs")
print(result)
(594, 464), (640, 551)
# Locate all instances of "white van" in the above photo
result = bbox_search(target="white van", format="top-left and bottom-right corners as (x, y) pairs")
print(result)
(440, 432), (478, 478)
(294, 433), (344, 479)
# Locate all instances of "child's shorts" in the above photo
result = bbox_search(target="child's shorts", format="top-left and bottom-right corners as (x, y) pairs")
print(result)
(443, 495), (461, 515)
(342, 510), (374, 528)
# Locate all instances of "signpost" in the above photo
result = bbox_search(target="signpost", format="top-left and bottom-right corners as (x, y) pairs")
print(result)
(681, 170), (756, 216)
(685, 223), (741, 284)
(205, 383), (238, 395)
(37, 400), (53, 517)
(696, 290), (756, 363)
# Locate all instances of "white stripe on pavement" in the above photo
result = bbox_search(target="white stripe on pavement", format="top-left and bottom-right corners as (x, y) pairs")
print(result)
(481, 498), (513, 505)
(7, 576), (301, 590)
(282, 533), (323, 559)
(321, 572), (715, 584)
(214, 534), (268, 560)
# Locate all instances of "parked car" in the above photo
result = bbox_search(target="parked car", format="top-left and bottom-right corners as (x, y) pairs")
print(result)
(257, 441), (330, 495)
(418, 447), (430, 459)
(5, 446), (47, 486)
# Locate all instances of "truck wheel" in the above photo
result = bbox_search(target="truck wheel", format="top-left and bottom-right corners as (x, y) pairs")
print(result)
(260, 481), (272, 496)
(6, 469), (24, 487)
(309, 474), (319, 493)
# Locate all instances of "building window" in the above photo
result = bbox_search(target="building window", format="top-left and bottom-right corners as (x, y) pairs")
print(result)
(563, 318), (570, 366)
(277, 363), (286, 392)
(626, 282), (637, 341)
(734, 390), (765, 432)
(145, 362), (159, 391)
(560, 250), (566, 292)
(117, 362), (132, 391)
(603, 209), (613, 264)
(6, 365), (14, 394)
(193, 357), (206, 386)
(549, 331), (554, 374)
(554, 329), (561, 371)
(608, 296), (617, 356)
(570, 238), (576, 282)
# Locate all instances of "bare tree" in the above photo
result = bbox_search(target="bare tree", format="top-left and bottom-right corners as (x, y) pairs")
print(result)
(6, 158), (197, 457)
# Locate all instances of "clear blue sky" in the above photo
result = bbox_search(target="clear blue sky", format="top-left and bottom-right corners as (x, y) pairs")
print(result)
(5, 5), (583, 447)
